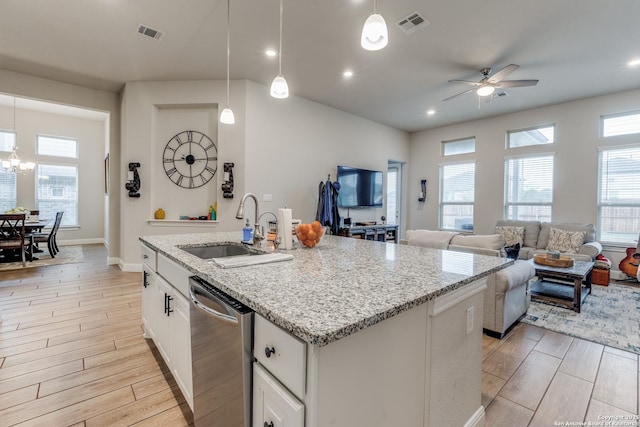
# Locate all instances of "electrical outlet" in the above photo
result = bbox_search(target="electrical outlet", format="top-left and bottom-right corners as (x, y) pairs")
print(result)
(466, 306), (474, 335)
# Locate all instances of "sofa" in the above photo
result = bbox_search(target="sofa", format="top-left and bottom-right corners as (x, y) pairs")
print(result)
(401, 230), (535, 338)
(495, 220), (602, 262)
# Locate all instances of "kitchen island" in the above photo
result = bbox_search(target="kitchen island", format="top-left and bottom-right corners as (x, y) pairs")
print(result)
(140, 232), (512, 427)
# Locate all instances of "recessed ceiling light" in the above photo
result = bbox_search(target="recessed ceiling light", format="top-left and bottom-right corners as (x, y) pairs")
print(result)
(427, 109), (435, 116)
(343, 70), (353, 78)
(265, 49), (277, 57)
(628, 59), (640, 67)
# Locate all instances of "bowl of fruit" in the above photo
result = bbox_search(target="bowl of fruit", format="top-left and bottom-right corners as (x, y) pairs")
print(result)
(295, 221), (324, 248)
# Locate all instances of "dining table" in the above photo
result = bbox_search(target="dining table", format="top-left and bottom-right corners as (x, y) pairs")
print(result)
(0, 218), (50, 262)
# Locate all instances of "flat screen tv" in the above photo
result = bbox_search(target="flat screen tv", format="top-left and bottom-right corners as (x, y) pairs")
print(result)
(336, 165), (383, 208)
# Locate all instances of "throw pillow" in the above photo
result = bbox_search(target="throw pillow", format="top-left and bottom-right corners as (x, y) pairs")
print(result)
(546, 227), (586, 254)
(505, 243), (521, 259)
(496, 226), (525, 247)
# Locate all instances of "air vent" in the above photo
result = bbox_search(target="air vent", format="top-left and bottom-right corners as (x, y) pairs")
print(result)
(137, 24), (164, 40)
(396, 12), (430, 34)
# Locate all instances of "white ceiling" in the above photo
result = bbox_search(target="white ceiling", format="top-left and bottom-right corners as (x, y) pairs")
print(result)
(1, 0), (639, 132)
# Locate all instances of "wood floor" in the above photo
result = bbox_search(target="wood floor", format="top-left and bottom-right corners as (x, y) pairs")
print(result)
(0, 245), (193, 427)
(0, 244), (638, 426)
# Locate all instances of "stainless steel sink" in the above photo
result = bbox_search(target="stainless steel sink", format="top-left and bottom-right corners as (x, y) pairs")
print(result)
(180, 242), (261, 259)
(179, 242), (293, 268)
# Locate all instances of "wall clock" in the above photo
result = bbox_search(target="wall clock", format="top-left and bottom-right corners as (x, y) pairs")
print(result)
(162, 130), (218, 189)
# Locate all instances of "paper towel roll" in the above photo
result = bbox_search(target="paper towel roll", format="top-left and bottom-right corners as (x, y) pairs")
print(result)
(278, 208), (293, 250)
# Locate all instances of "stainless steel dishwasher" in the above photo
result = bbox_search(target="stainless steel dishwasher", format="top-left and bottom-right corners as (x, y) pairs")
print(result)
(189, 276), (253, 427)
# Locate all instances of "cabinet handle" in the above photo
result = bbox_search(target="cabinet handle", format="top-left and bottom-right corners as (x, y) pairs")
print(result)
(143, 271), (148, 288)
(264, 422), (274, 427)
(165, 294), (174, 316)
(265, 346), (276, 358)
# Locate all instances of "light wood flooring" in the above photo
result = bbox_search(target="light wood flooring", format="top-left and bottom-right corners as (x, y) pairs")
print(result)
(0, 244), (638, 426)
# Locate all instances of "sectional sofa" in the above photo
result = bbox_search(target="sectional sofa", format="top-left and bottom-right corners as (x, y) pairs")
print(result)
(401, 230), (535, 338)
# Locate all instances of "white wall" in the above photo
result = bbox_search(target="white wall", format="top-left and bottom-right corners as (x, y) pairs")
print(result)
(408, 88), (640, 270)
(245, 80), (410, 226)
(0, 104), (107, 241)
(120, 79), (410, 267)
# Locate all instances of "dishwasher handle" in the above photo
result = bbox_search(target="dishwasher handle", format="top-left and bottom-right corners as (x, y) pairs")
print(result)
(189, 282), (239, 325)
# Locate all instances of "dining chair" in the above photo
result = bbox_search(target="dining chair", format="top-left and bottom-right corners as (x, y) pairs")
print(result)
(32, 211), (64, 258)
(0, 214), (33, 267)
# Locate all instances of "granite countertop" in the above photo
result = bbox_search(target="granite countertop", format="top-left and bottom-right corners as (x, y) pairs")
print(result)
(140, 232), (512, 347)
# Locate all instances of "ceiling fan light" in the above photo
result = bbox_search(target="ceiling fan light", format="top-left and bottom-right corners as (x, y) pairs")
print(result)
(270, 75), (289, 99)
(361, 13), (388, 51)
(220, 107), (235, 124)
(476, 85), (495, 97)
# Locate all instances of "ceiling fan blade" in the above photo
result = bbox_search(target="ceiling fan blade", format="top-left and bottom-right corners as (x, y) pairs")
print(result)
(443, 88), (475, 101)
(448, 79), (481, 86)
(487, 64), (519, 83)
(495, 79), (539, 88)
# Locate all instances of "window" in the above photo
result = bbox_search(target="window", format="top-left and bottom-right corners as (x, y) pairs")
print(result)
(597, 145), (640, 244)
(439, 162), (475, 231)
(0, 131), (17, 211)
(602, 111), (640, 137)
(37, 135), (78, 158)
(504, 154), (554, 222)
(443, 137), (475, 156)
(0, 130), (16, 152)
(36, 164), (78, 226)
(0, 170), (17, 212)
(507, 125), (555, 148)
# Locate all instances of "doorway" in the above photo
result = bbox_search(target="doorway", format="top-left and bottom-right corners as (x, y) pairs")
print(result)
(387, 161), (403, 231)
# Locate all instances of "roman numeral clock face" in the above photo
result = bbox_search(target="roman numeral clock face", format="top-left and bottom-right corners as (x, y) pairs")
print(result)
(162, 130), (218, 189)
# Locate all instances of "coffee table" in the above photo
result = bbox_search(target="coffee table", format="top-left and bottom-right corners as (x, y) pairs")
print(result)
(528, 259), (595, 313)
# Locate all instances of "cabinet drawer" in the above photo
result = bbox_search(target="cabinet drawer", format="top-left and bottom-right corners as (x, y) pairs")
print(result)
(253, 363), (304, 427)
(157, 253), (192, 298)
(255, 314), (306, 400)
(140, 244), (157, 271)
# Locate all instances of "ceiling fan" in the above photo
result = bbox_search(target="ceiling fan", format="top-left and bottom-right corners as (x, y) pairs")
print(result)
(443, 64), (538, 102)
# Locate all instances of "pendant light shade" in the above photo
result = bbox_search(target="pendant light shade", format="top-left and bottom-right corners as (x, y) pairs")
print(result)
(270, 0), (289, 99)
(220, 0), (235, 124)
(220, 107), (235, 124)
(361, 1), (388, 51)
(270, 75), (289, 99)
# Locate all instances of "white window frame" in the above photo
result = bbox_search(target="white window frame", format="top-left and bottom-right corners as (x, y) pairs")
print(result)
(439, 161), (475, 232)
(597, 144), (640, 244)
(504, 153), (554, 222)
(507, 124), (555, 149)
(601, 111), (640, 138)
(36, 134), (78, 159)
(442, 137), (475, 156)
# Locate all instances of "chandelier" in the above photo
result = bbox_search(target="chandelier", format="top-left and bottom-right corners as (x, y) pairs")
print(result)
(2, 146), (35, 173)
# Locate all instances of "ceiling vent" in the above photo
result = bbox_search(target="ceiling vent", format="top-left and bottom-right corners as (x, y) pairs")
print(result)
(137, 24), (164, 40)
(396, 12), (430, 35)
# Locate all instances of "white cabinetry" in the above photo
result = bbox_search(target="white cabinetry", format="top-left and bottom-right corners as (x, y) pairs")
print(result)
(140, 245), (193, 411)
(253, 315), (305, 427)
(253, 363), (305, 427)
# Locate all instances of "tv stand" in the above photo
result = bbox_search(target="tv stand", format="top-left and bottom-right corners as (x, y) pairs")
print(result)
(338, 224), (399, 243)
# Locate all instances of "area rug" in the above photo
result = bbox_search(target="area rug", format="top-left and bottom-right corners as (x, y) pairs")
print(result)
(0, 246), (84, 271)
(522, 282), (640, 354)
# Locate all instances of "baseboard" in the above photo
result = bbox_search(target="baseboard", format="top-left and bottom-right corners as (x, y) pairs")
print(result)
(464, 406), (485, 427)
(58, 238), (105, 246)
(120, 261), (142, 272)
(107, 256), (119, 266)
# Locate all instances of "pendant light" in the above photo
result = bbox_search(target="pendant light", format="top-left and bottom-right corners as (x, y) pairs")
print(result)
(2, 98), (35, 173)
(270, 0), (289, 99)
(220, 0), (235, 124)
(361, 0), (388, 51)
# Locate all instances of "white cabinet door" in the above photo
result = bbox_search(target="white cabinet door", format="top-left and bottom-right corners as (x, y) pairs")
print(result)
(170, 288), (193, 409)
(253, 363), (304, 427)
(153, 276), (173, 367)
(141, 267), (156, 340)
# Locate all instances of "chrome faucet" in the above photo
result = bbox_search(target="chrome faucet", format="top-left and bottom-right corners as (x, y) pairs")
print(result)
(235, 193), (263, 247)
(258, 211), (280, 250)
